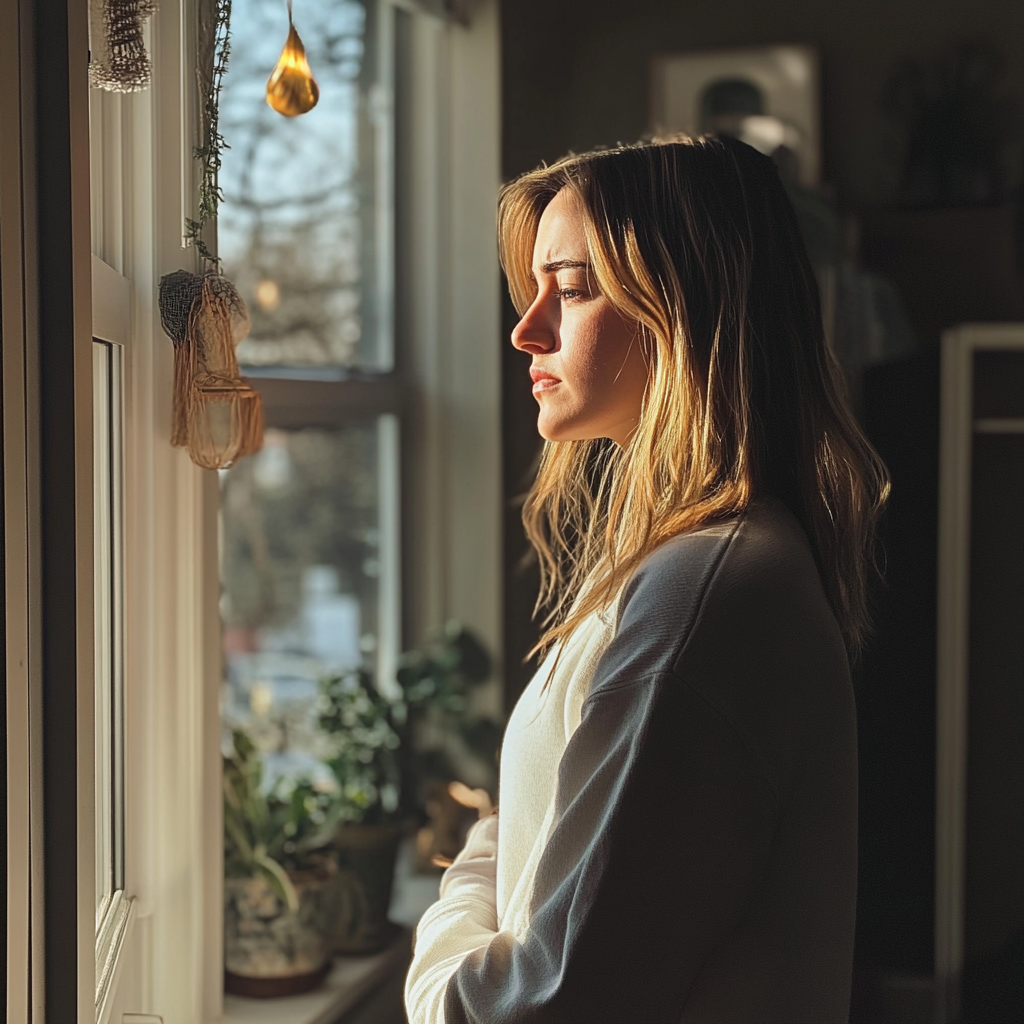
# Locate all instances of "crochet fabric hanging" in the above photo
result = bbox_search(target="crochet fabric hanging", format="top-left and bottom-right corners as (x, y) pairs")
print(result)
(89, 0), (157, 93)
(159, 270), (264, 470)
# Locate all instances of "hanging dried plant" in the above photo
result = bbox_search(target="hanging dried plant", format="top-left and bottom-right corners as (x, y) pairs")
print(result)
(89, 0), (157, 93)
(187, 0), (233, 264)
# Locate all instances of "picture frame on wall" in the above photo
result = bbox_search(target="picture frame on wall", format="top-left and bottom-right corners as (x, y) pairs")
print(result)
(650, 45), (821, 189)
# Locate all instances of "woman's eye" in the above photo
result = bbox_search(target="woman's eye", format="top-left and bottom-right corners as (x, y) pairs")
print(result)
(555, 287), (586, 302)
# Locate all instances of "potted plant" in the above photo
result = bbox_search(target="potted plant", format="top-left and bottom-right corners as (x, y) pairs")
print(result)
(318, 671), (405, 954)
(317, 624), (499, 951)
(223, 729), (344, 996)
(395, 623), (501, 868)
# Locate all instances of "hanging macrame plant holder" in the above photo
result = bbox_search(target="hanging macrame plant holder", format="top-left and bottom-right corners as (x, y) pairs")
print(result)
(155, 0), (260, 469)
(160, 270), (264, 470)
(89, 0), (157, 93)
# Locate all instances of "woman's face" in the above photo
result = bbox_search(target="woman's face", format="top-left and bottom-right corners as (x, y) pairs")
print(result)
(511, 188), (648, 446)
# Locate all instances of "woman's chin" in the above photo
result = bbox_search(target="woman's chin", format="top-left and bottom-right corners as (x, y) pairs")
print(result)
(537, 416), (594, 444)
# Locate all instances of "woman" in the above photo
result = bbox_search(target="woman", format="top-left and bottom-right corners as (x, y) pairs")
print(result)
(405, 135), (888, 1024)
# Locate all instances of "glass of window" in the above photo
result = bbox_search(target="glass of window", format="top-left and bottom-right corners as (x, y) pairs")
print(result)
(219, 420), (400, 779)
(219, 0), (391, 374)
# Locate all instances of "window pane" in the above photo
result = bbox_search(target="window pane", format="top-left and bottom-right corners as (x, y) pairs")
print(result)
(219, 421), (399, 775)
(93, 341), (125, 914)
(219, 0), (392, 372)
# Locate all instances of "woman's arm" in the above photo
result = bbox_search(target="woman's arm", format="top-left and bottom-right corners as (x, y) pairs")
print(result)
(440, 510), (852, 1023)
(405, 815), (500, 1024)
(441, 670), (778, 1024)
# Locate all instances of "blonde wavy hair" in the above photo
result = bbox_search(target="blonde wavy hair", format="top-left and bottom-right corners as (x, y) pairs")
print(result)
(499, 136), (890, 661)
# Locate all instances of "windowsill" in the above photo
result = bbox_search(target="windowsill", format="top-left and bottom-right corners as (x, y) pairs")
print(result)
(221, 931), (411, 1024)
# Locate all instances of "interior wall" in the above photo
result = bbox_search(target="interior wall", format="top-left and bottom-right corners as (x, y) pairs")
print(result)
(501, 0), (1024, 206)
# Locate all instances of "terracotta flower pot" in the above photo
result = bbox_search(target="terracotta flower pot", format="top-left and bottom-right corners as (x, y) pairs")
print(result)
(332, 822), (403, 954)
(224, 864), (337, 997)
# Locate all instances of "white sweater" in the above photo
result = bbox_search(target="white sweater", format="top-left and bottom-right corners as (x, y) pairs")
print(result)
(405, 602), (618, 1024)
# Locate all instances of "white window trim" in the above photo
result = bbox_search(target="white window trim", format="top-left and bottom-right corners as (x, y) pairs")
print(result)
(88, 0), (224, 1019)
(92, 328), (129, 1024)
(401, 0), (503, 705)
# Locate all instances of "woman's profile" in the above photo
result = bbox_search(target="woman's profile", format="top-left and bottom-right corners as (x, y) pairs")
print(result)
(405, 134), (889, 1024)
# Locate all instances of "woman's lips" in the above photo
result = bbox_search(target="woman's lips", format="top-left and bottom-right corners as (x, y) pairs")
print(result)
(530, 370), (561, 394)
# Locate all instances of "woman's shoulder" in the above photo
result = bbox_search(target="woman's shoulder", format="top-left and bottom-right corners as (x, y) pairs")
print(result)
(623, 497), (822, 619)
(601, 496), (847, 690)
(593, 497), (853, 797)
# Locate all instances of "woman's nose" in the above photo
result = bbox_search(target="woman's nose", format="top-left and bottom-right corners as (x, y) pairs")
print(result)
(510, 301), (556, 354)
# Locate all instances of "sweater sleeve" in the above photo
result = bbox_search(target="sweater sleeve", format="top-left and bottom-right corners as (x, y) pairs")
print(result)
(404, 815), (499, 1024)
(441, 524), (784, 1024)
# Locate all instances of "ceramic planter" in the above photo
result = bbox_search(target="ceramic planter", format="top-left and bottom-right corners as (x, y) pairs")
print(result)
(332, 822), (403, 954)
(224, 864), (337, 997)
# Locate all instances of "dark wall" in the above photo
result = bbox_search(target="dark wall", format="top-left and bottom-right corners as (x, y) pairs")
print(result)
(501, 0), (1024, 203)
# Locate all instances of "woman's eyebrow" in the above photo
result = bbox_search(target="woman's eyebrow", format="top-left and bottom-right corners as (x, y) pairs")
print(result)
(540, 259), (589, 273)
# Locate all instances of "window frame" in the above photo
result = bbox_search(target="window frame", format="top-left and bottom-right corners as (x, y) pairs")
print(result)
(3, 1), (500, 1021)
(3, 0), (96, 1019)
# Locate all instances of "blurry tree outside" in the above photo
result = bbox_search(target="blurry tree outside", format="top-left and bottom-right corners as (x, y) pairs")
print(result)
(219, 0), (386, 370)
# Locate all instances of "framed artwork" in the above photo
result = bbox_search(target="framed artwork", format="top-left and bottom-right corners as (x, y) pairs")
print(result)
(651, 45), (820, 188)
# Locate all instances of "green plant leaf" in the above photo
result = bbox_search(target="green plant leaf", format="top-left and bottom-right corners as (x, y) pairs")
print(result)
(252, 845), (299, 913)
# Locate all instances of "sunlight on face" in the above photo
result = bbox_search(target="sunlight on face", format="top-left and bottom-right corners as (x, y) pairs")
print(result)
(511, 188), (648, 446)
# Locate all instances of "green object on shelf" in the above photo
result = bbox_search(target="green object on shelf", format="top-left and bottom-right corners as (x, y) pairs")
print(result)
(223, 728), (343, 909)
(318, 670), (403, 826)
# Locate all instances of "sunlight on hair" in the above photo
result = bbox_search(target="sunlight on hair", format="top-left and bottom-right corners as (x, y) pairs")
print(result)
(498, 135), (889, 667)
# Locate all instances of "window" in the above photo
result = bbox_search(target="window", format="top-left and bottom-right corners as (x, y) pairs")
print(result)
(218, 0), (402, 777)
(217, 4), (503, 1018)
(220, 0), (392, 372)
(2, 1), (500, 1020)
(220, 420), (402, 768)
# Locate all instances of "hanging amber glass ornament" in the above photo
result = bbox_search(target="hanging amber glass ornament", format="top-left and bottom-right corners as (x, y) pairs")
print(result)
(266, 0), (319, 117)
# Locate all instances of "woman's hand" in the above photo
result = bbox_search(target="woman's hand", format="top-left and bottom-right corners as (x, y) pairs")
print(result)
(406, 813), (501, 1024)
(439, 814), (498, 912)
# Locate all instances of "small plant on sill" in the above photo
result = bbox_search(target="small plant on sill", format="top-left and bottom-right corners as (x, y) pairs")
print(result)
(223, 728), (342, 908)
(317, 670), (403, 826)
(394, 622), (500, 869)
(315, 671), (405, 953)
(313, 624), (498, 950)
(396, 622), (500, 807)
(223, 728), (346, 995)
(316, 622), (499, 826)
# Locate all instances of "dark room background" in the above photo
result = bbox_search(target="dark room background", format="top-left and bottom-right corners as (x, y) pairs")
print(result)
(499, 3), (1024, 1022)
